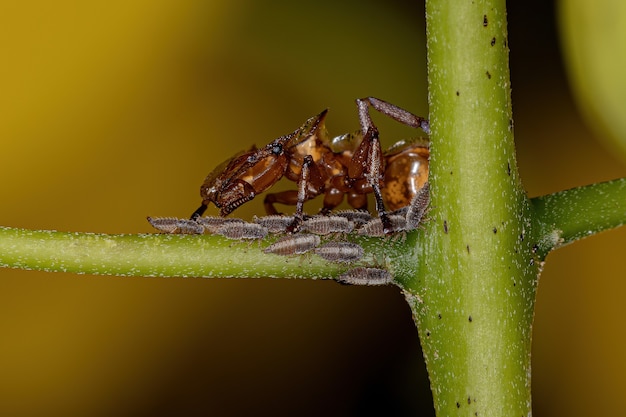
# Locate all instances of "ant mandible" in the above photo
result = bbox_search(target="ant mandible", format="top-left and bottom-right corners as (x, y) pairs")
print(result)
(190, 97), (430, 234)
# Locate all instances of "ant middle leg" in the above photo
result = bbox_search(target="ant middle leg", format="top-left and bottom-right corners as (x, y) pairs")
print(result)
(286, 155), (324, 233)
(264, 190), (299, 215)
(263, 155), (323, 233)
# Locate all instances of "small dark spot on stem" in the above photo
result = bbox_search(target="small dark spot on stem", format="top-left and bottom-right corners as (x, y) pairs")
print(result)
(486, 71), (492, 79)
(530, 258), (535, 266)
(426, 331), (431, 337)
(493, 227), (497, 234)
(468, 315), (473, 322)
(466, 244), (470, 253)
(520, 232), (525, 242)
(443, 220), (449, 234)
(456, 90), (460, 96)
(438, 313), (442, 319)
(491, 37), (496, 46)
(483, 15), (488, 26)
(457, 402), (461, 408)
(507, 161), (511, 176)
(468, 397), (471, 404)
(532, 244), (539, 253)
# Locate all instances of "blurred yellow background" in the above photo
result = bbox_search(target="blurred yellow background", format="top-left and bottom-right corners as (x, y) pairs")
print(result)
(0, 0), (625, 416)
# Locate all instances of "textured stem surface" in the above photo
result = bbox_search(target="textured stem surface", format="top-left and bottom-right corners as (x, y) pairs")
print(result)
(0, 227), (341, 278)
(402, 1), (539, 415)
(531, 178), (626, 258)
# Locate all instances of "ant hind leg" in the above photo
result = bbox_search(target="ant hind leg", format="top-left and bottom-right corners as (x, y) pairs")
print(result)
(357, 97), (430, 134)
(349, 122), (394, 233)
(286, 155), (314, 233)
(352, 98), (429, 234)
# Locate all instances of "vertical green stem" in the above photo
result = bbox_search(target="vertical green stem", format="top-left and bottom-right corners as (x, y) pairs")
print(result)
(401, 1), (540, 415)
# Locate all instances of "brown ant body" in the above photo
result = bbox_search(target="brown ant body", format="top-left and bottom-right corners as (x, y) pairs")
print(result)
(191, 97), (429, 234)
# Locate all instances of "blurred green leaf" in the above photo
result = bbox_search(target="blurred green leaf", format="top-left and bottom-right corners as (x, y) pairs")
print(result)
(560, 0), (626, 159)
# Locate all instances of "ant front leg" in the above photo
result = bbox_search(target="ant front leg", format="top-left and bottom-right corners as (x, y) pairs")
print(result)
(286, 155), (323, 233)
(190, 203), (208, 221)
(263, 155), (321, 233)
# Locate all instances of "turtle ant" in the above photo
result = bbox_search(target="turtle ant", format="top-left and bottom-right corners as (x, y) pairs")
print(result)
(191, 97), (429, 234)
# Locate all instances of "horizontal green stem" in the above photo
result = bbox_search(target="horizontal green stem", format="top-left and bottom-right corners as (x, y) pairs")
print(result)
(0, 227), (332, 278)
(530, 178), (626, 258)
(0, 226), (415, 280)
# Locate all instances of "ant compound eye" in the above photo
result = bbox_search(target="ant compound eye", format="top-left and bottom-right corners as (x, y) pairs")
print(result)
(271, 144), (283, 155)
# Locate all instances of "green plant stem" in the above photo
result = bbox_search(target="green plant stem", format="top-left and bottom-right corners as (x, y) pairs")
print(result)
(0, 226), (413, 279)
(405, 0), (538, 416)
(531, 178), (626, 258)
(2, 2), (626, 415)
(0, 227), (341, 278)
